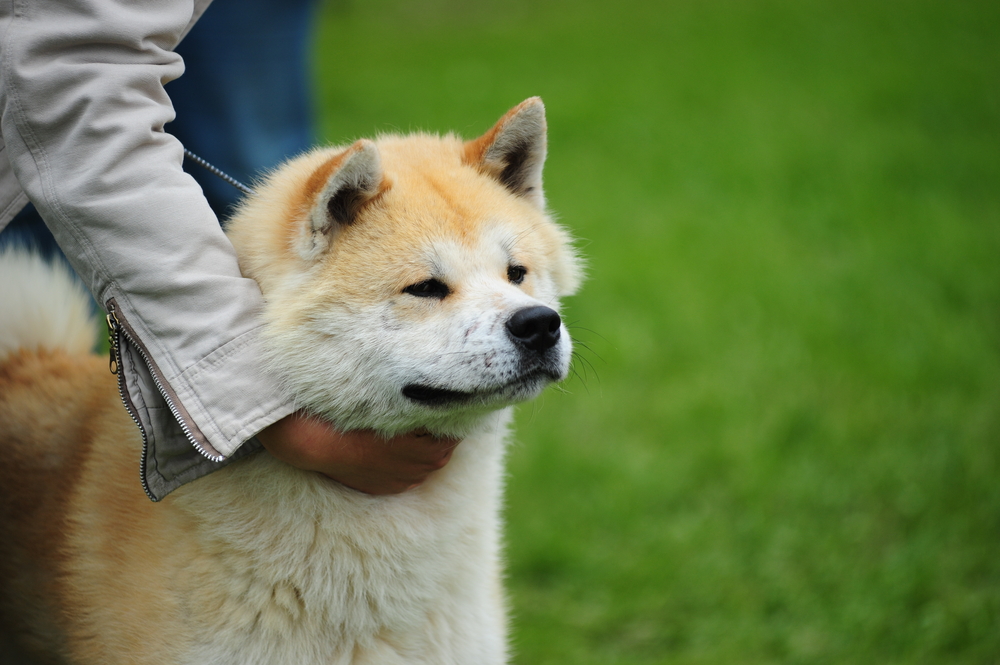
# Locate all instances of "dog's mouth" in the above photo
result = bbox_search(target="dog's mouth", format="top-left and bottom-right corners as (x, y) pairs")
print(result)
(401, 384), (472, 406)
(402, 370), (560, 408)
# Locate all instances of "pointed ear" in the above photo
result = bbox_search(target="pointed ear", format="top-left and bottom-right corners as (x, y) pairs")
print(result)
(463, 97), (547, 208)
(300, 140), (383, 260)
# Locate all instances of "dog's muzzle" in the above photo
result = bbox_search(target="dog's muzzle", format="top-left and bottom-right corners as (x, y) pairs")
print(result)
(401, 306), (565, 408)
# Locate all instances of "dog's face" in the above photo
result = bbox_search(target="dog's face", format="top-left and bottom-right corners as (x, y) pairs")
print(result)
(227, 99), (581, 435)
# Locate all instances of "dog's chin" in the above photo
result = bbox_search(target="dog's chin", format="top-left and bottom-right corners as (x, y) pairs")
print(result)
(402, 369), (562, 410)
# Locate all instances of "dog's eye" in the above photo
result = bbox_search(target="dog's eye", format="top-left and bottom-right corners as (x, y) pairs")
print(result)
(403, 278), (450, 299)
(507, 265), (527, 285)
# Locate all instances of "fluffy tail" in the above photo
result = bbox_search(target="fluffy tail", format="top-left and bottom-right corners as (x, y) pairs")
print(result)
(0, 248), (98, 359)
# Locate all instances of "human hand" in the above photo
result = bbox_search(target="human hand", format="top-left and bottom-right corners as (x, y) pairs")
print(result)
(256, 411), (460, 495)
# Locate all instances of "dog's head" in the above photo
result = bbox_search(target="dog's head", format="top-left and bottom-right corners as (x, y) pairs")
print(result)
(227, 98), (582, 435)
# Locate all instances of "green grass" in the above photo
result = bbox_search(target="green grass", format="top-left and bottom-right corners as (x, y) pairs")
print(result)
(313, 1), (1000, 662)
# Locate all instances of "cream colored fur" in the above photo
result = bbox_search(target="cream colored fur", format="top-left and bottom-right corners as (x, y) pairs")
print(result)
(0, 249), (97, 359)
(0, 98), (580, 664)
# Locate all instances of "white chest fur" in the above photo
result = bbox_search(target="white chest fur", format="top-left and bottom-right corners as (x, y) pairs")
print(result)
(172, 410), (513, 665)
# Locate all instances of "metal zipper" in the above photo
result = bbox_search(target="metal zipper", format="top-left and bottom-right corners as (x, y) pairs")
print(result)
(107, 309), (157, 501)
(106, 299), (226, 465)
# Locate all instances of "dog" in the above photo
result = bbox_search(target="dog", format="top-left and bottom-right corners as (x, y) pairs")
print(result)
(0, 98), (581, 664)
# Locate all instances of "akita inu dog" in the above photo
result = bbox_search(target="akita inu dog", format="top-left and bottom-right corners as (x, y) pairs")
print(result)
(0, 98), (581, 664)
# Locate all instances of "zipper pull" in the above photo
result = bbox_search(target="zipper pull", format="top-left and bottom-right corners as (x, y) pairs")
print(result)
(106, 309), (121, 375)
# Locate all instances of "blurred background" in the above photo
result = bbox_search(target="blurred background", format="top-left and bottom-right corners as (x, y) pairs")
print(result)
(310, 0), (999, 662)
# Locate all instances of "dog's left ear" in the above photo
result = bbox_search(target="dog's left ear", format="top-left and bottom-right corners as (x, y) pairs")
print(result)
(300, 140), (384, 260)
(463, 97), (547, 208)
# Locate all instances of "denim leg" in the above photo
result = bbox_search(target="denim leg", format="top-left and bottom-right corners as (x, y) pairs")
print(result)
(166, 0), (318, 220)
(0, 203), (64, 261)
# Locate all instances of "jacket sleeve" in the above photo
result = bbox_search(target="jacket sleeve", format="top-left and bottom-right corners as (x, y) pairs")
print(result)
(0, 0), (296, 499)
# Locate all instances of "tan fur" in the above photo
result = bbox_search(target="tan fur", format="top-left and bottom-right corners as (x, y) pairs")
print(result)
(0, 99), (580, 664)
(231, 133), (577, 308)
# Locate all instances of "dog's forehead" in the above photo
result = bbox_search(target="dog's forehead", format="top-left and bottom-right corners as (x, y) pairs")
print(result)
(418, 223), (524, 275)
(375, 138), (540, 231)
(315, 135), (568, 297)
(358, 157), (548, 270)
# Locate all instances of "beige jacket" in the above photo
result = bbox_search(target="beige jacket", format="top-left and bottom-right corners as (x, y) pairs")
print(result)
(0, 0), (296, 499)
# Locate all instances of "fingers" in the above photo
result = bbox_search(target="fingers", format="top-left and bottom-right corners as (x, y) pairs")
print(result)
(257, 412), (461, 496)
(334, 430), (460, 494)
(389, 431), (460, 466)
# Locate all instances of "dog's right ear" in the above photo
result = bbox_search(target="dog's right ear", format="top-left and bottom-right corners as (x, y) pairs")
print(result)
(299, 140), (384, 261)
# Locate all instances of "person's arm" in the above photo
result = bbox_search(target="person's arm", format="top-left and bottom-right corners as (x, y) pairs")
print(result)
(0, 0), (296, 499)
(0, 0), (455, 499)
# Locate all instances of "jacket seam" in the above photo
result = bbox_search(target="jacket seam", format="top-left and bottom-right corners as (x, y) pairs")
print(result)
(174, 324), (295, 445)
(227, 401), (297, 450)
(3, 0), (122, 308)
(175, 324), (264, 383)
(173, 325), (265, 446)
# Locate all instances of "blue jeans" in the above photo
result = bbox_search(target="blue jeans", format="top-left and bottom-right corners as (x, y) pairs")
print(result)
(166, 0), (317, 219)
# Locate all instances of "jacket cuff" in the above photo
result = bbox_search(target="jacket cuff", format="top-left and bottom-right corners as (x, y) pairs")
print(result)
(110, 311), (295, 501)
(169, 325), (296, 458)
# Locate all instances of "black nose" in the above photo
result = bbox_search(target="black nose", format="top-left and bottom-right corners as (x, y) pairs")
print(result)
(506, 306), (562, 352)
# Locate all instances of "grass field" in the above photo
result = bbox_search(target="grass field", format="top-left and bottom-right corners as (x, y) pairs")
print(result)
(313, 1), (1000, 662)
